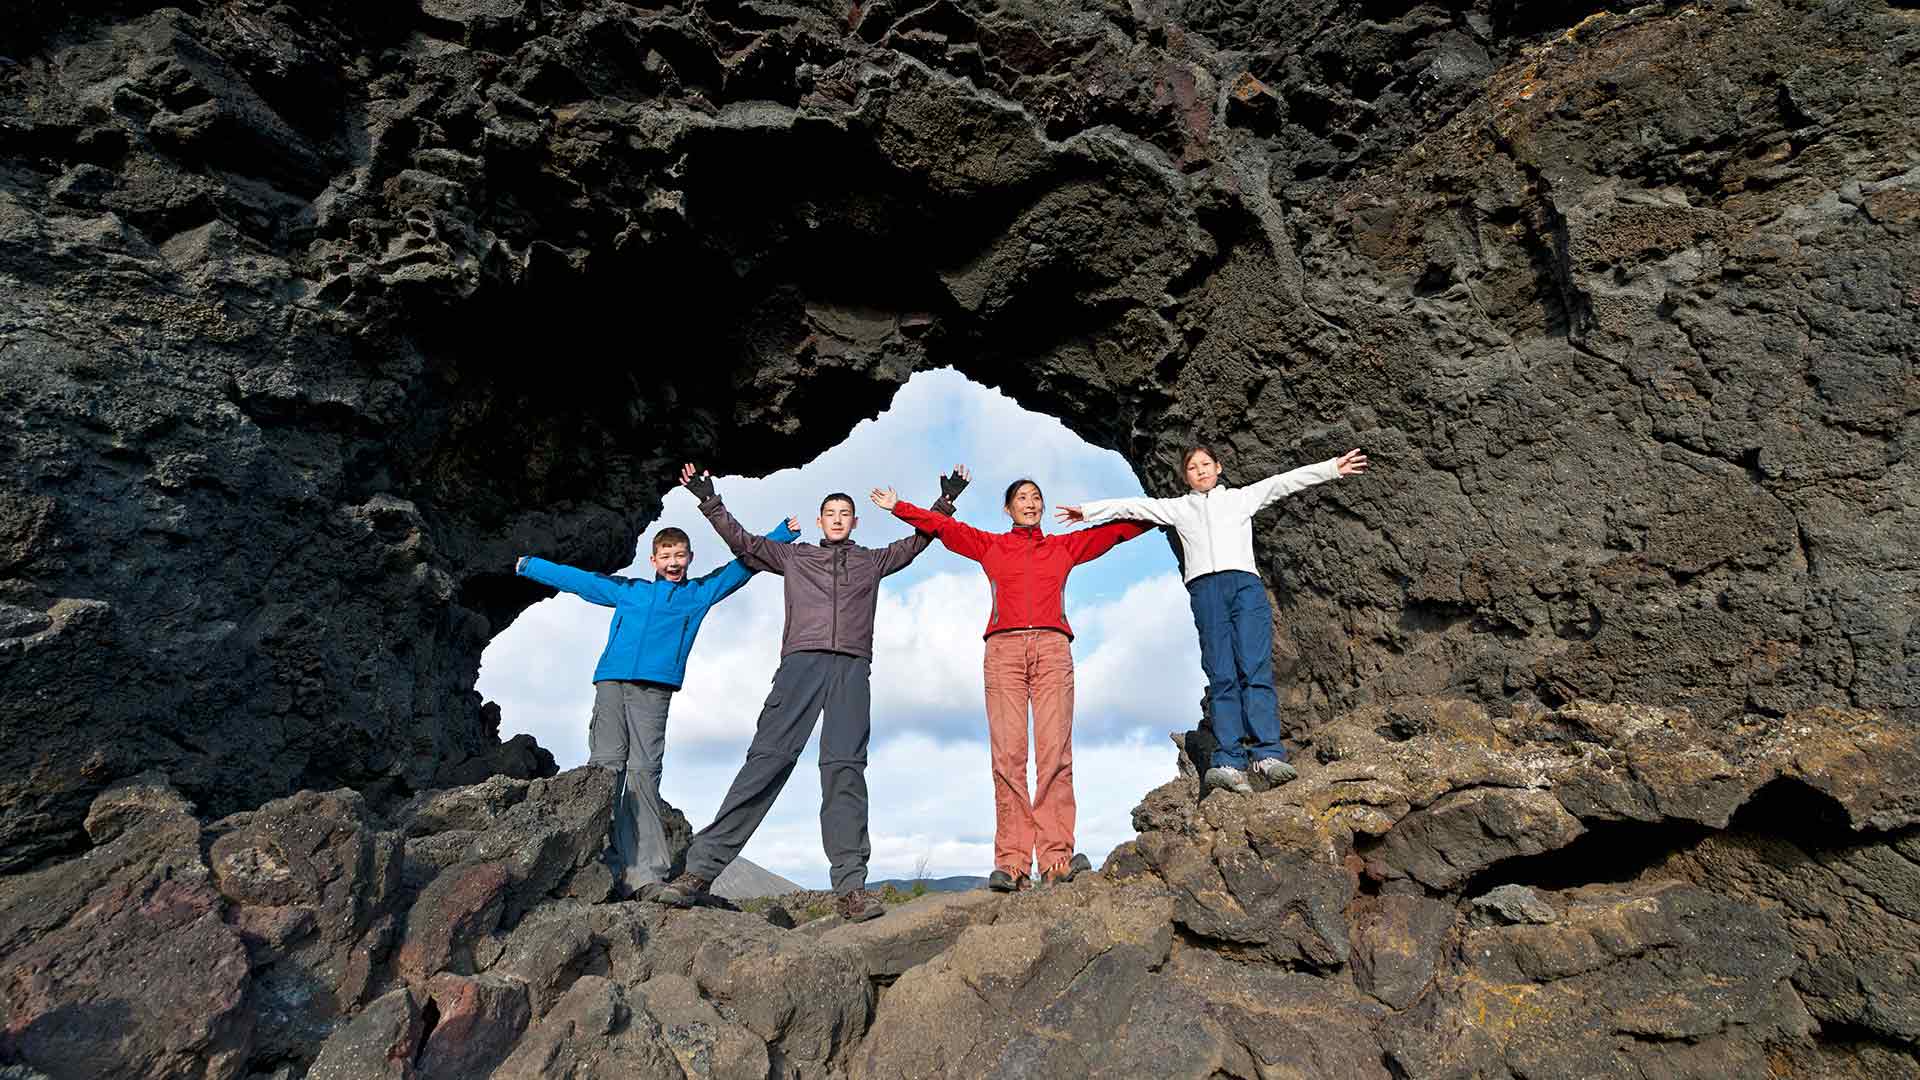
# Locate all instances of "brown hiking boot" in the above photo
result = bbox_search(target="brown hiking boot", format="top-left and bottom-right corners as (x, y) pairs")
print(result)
(836, 887), (885, 923)
(1038, 853), (1092, 886)
(653, 872), (710, 908)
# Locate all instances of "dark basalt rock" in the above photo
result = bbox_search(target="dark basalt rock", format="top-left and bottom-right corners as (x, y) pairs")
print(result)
(1, 0), (1917, 1075)
(0, 700), (1916, 1077)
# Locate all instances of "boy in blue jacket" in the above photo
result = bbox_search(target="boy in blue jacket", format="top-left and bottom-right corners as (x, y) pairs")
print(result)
(516, 514), (798, 900)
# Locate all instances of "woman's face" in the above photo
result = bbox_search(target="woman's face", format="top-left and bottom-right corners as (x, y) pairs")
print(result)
(1185, 451), (1221, 492)
(1005, 483), (1045, 526)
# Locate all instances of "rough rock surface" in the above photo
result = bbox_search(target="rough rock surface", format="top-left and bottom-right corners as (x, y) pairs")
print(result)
(2, 701), (1918, 1076)
(2, 0), (1913, 871)
(1, 0), (1917, 1076)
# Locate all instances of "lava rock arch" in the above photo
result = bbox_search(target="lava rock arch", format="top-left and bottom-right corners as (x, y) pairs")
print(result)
(1, 0), (1913, 873)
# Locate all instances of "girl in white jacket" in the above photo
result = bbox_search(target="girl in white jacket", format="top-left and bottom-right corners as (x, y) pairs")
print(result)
(1057, 446), (1368, 794)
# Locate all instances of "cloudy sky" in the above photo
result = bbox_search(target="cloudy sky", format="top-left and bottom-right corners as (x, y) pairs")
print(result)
(479, 368), (1203, 888)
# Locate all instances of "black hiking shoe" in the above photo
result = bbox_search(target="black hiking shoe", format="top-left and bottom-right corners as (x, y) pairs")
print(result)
(987, 869), (1033, 893)
(653, 872), (710, 908)
(837, 887), (885, 923)
(1039, 853), (1092, 886)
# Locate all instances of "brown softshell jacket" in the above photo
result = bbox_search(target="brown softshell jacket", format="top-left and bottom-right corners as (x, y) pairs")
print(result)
(699, 493), (953, 660)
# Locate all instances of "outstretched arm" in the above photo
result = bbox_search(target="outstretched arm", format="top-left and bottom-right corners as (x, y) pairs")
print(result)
(887, 498), (994, 562)
(684, 463), (796, 574)
(1239, 450), (1365, 512)
(1065, 520), (1154, 565)
(874, 487), (959, 577)
(866, 466), (967, 576)
(695, 517), (802, 603)
(516, 556), (628, 607)
(1060, 493), (1184, 527)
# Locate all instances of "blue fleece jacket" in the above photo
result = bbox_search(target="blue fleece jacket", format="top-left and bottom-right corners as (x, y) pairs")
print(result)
(517, 519), (797, 688)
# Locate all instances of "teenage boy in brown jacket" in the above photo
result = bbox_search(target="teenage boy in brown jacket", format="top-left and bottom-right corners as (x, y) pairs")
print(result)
(654, 464), (966, 921)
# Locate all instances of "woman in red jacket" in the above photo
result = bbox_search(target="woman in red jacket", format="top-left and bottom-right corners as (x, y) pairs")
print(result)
(873, 469), (1150, 891)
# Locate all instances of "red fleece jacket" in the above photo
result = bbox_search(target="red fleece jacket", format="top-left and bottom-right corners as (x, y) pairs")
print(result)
(892, 501), (1152, 639)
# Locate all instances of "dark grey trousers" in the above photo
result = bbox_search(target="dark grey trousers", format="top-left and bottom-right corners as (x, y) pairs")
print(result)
(685, 650), (872, 894)
(589, 680), (673, 892)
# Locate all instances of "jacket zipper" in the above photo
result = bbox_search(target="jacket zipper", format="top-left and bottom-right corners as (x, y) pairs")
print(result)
(831, 546), (844, 649)
(1204, 489), (1216, 572)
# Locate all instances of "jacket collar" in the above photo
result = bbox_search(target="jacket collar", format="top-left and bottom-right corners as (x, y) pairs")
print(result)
(1011, 523), (1044, 539)
(822, 536), (855, 548)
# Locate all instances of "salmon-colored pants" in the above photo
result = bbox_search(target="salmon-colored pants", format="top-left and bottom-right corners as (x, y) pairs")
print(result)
(983, 630), (1076, 877)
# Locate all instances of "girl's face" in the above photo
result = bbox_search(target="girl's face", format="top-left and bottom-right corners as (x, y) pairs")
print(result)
(1185, 451), (1221, 492)
(1005, 483), (1045, 526)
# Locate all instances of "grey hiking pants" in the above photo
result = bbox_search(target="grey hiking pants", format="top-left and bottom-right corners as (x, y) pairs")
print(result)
(590, 680), (673, 892)
(685, 650), (872, 894)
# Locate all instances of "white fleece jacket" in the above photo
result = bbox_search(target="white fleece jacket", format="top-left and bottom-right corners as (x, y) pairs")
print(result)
(1078, 459), (1342, 584)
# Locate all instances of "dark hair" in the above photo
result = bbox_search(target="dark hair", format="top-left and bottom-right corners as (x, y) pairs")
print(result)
(651, 527), (692, 553)
(1182, 446), (1220, 473)
(819, 492), (857, 515)
(1002, 478), (1043, 507)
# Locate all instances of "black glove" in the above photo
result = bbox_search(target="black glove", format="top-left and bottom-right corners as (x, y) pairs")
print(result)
(684, 471), (716, 502)
(940, 469), (969, 502)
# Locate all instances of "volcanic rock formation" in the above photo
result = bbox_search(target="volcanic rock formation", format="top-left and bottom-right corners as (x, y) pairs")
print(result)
(0, 0), (1916, 1075)
(3, 0), (1912, 867)
(5, 700), (1918, 1077)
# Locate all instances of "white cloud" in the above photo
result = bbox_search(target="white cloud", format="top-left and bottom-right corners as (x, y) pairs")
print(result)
(1068, 573), (1206, 741)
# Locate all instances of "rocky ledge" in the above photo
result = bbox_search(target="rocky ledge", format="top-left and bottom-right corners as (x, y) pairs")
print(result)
(3, 697), (1916, 1078)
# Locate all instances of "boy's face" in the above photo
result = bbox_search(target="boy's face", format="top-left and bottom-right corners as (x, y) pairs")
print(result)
(650, 543), (692, 581)
(1185, 452), (1221, 492)
(818, 499), (858, 542)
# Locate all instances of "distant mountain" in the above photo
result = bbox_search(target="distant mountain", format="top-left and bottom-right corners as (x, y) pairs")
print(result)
(711, 857), (804, 900)
(867, 875), (989, 894)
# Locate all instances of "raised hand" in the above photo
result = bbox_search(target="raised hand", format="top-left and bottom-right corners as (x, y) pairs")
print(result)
(785, 516), (800, 535)
(1054, 505), (1086, 524)
(681, 462), (716, 501)
(1334, 449), (1369, 477)
(940, 464), (971, 502)
(869, 487), (899, 511)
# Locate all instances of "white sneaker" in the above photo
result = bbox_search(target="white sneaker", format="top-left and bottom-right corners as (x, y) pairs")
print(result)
(1249, 758), (1298, 790)
(1205, 766), (1253, 795)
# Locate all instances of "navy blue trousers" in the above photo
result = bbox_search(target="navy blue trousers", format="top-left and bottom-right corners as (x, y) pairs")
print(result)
(1187, 570), (1287, 769)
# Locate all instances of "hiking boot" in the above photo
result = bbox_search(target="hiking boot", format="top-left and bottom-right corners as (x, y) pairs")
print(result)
(836, 887), (885, 923)
(652, 872), (710, 908)
(987, 869), (1032, 893)
(1205, 765), (1254, 795)
(1039, 853), (1092, 886)
(1249, 757), (1299, 790)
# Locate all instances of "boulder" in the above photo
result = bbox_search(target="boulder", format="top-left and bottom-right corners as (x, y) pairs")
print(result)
(305, 987), (424, 1080)
(416, 973), (532, 1080)
(395, 861), (511, 983)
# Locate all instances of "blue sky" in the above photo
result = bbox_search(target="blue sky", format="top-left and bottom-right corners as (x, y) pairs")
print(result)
(479, 368), (1202, 887)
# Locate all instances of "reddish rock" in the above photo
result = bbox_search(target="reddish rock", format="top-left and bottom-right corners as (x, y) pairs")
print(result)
(396, 861), (511, 984)
(2, 878), (253, 1080)
(416, 973), (531, 1080)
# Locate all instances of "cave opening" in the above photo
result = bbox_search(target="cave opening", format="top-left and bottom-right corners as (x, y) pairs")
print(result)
(476, 367), (1200, 889)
